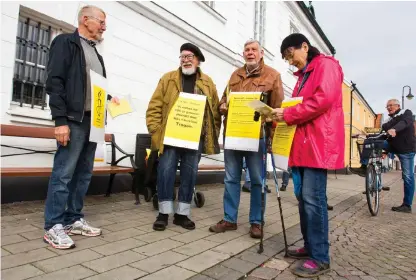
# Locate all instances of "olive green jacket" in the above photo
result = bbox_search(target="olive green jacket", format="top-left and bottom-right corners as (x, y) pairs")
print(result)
(146, 68), (221, 154)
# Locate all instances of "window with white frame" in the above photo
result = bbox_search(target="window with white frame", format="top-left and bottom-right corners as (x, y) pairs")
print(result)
(12, 14), (67, 110)
(202, 1), (215, 9)
(254, 1), (266, 46)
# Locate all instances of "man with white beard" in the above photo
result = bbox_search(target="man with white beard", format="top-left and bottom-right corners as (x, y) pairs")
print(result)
(146, 43), (221, 231)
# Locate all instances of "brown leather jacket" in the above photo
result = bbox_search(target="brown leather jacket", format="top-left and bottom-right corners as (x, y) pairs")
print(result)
(219, 58), (284, 139)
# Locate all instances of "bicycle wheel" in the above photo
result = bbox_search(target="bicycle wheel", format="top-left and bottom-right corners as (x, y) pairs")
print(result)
(365, 164), (380, 216)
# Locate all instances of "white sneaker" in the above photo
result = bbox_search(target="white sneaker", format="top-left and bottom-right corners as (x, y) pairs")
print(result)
(68, 218), (102, 237)
(43, 224), (75, 250)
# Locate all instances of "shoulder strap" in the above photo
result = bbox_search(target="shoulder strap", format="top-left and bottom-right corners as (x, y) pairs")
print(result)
(296, 72), (311, 97)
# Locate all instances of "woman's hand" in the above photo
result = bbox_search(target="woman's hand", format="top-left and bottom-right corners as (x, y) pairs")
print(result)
(271, 108), (285, 121)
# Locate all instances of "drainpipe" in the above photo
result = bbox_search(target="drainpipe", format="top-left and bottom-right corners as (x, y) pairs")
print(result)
(349, 82), (357, 173)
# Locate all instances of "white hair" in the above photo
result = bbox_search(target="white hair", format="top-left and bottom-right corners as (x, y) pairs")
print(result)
(244, 39), (262, 50)
(387, 99), (400, 106)
(78, 5), (106, 24)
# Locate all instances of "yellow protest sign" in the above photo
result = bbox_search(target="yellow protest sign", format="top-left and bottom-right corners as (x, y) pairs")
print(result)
(93, 85), (106, 128)
(163, 92), (206, 150)
(272, 97), (303, 170)
(89, 70), (108, 143)
(224, 92), (262, 151)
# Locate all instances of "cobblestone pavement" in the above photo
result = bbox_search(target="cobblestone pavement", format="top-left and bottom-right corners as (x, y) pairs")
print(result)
(245, 171), (416, 280)
(0, 172), (399, 280)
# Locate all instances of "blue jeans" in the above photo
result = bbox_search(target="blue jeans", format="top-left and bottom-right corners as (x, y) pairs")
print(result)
(44, 115), (97, 230)
(397, 153), (415, 207)
(157, 142), (202, 215)
(297, 167), (329, 264)
(223, 139), (265, 224)
(282, 169), (290, 186)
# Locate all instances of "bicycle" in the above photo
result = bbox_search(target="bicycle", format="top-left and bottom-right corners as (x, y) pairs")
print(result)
(356, 131), (388, 216)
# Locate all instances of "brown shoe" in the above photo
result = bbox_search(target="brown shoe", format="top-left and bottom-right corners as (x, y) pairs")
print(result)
(209, 220), (237, 233)
(249, 223), (261, 239)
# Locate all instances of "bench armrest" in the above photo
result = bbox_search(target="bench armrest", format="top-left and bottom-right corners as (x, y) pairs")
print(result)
(108, 134), (138, 170)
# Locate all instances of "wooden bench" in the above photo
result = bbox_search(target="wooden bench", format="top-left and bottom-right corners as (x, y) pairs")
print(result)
(0, 124), (140, 202)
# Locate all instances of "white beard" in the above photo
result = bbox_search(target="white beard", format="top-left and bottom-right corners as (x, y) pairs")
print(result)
(182, 66), (196, 75)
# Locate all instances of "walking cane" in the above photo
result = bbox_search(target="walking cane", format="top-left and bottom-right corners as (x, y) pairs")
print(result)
(270, 148), (289, 257)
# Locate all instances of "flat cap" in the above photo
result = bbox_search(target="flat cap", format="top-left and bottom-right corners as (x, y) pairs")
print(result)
(180, 42), (205, 62)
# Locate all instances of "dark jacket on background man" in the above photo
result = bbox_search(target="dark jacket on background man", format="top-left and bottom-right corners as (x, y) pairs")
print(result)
(383, 109), (416, 154)
(46, 29), (111, 127)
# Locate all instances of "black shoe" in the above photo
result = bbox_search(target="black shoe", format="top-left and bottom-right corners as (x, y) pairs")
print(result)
(173, 214), (196, 230)
(153, 213), (168, 231)
(242, 183), (251, 193)
(392, 204), (412, 213)
(280, 185), (287, 191)
(349, 166), (367, 177)
(265, 185), (271, 193)
(327, 204), (334, 211)
(292, 259), (331, 277)
(382, 186), (390, 191)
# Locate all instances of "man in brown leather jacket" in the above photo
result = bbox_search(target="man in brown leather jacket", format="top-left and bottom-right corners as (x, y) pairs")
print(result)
(209, 39), (284, 238)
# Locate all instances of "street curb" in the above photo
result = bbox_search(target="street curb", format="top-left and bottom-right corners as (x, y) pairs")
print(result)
(190, 193), (366, 280)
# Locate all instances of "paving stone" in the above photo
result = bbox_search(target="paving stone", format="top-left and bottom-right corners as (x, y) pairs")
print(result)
(91, 238), (146, 256)
(238, 251), (269, 265)
(396, 266), (414, 273)
(360, 277), (377, 280)
(19, 229), (45, 241)
(3, 238), (48, 254)
(387, 275), (405, 280)
(202, 265), (244, 280)
(134, 229), (180, 243)
(1, 248), (57, 270)
(1, 264), (44, 280)
(204, 231), (245, 243)
(1, 234), (28, 245)
(98, 227), (146, 242)
(83, 265), (147, 280)
(188, 274), (216, 280)
(173, 239), (220, 256)
(47, 236), (108, 255)
(2, 224), (40, 236)
(133, 238), (184, 257)
(130, 250), (188, 273)
(177, 250), (230, 273)
(170, 229), (214, 244)
(83, 250), (146, 273)
(263, 258), (290, 270)
(222, 256), (259, 274)
(249, 267), (280, 279)
(25, 265), (95, 280)
(101, 220), (147, 232)
(2, 248), (11, 256)
(139, 265), (196, 280)
(212, 235), (256, 256)
(33, 249), (102, 272)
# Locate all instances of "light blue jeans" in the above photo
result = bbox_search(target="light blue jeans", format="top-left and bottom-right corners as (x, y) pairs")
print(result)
(223, 139), (265, 224)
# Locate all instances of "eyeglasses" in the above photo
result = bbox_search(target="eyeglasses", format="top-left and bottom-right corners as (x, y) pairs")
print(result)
(386, 104), (399, 108)
(87, 16), (106, 27)
(179, 54), (195, 61)
(282, 47), (295, 62)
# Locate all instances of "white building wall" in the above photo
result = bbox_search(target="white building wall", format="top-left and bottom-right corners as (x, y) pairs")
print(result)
(0, 1), (336, 170)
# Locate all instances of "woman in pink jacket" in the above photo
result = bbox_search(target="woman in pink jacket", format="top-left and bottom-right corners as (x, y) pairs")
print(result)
(272, 33), (344, 277)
